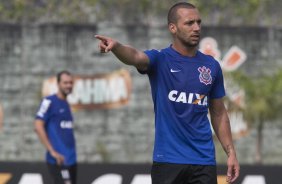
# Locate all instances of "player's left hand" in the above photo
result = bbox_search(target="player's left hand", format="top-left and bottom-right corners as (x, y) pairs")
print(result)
(226, 153), (240, 183)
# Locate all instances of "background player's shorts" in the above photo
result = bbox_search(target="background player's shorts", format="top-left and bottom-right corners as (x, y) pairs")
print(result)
(47, 163), (77, 184)
(151, 162), (217, 184)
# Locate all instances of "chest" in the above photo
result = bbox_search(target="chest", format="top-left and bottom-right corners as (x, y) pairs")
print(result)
(158, 59), (216, 93)
(49, 102), (73, 121)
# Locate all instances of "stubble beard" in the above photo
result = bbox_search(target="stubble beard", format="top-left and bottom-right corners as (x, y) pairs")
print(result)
(181, 39), (199, 49)
(178, 34), (200, 49)
(60, 88), (72, 99)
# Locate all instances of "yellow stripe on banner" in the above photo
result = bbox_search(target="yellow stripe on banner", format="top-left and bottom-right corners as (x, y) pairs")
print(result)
(217, 175), (227, 184)
(0, 173), (12, 184)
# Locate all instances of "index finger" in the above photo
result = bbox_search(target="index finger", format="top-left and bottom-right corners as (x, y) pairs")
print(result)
(94, 34), (108, 42)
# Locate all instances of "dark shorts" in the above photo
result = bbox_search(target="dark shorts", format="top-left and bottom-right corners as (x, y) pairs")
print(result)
(151, 162), (217, 184)
(47, 163), (77, 184)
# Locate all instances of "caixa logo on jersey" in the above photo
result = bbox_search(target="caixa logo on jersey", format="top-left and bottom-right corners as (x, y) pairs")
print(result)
(41, 69), (132, 110)
(60, 121), (73, 129)
(168, 90), (208, 106)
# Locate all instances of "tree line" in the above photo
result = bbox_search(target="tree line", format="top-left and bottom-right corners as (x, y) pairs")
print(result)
(0, 0), (281, 26)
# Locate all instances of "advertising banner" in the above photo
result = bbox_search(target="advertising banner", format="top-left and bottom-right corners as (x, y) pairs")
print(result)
(0, 162), (280, 184)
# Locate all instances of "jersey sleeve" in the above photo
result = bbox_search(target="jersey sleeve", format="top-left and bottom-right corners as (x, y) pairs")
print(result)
(210, 63), (226, 99)
(35, 98), (51, 122)
(138, 49), (160, 74)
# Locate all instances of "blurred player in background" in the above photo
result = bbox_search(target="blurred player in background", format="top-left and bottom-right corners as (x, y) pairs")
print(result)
(34, 70), (77, 184)
(95, 2), (239, 184)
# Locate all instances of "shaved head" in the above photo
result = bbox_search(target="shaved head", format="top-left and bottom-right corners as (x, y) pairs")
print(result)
(167, 2), (196, 24)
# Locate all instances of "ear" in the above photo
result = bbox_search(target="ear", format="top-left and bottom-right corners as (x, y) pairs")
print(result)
(168, 23), (177, 34)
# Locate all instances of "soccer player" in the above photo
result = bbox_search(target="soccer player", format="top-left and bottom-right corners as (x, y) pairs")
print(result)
(34, 71), (77, 184)
(95, 2), (240, 184)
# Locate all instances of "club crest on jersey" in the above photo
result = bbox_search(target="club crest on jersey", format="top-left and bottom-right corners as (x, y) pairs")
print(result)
(198, 66), (212, 85)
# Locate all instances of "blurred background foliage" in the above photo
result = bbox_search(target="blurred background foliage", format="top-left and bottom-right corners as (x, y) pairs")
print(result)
(225, 70), (282, 163)
(0, 0), (282, 26)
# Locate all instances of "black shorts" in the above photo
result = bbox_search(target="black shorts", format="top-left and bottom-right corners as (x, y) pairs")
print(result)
(47, 163), (77, 184)
(151, 162), (217, 184)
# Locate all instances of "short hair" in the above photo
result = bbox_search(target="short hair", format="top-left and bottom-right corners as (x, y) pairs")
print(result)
(57, 70), (72, 83)
(167, 2), (196, 25)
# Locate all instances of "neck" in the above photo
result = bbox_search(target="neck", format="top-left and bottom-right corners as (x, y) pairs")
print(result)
(171, 43), (197, 57)
(57, 92), (67, 100)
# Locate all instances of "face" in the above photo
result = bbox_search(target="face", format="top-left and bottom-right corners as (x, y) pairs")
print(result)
(169, 8), (201, 47)
(57, 73), (73, 97)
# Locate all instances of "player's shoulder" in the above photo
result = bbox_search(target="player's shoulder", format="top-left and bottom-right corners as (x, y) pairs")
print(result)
(145, 48), (161, 55)
(36, 96), (54, 118)
(42, 94), (57, 105)
(197, 50), (220, 66)
(145, 46), (170, 54)
(197, 50), (217, 61)
(44, 94), (57, 100)
(149, 46), (177, 59)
